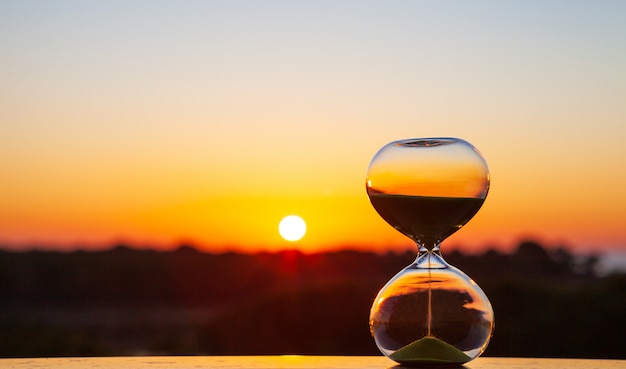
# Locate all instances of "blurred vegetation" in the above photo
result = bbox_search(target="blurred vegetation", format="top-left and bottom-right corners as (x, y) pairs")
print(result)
(0, 241), (624, 358)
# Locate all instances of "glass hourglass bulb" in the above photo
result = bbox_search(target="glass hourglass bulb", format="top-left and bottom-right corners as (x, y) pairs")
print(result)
(367, 138), (494, 367)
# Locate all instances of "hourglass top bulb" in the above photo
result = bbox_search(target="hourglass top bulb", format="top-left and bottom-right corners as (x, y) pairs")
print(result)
(366, 138), (490, 250)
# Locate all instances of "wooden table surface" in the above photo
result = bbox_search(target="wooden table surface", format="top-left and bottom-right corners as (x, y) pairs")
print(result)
(1, 356), (624, 369)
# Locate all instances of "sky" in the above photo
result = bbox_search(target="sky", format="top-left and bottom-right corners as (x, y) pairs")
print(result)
(1, 0), (625, 255)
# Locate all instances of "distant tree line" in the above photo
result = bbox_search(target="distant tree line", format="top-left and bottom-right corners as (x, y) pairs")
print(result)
(0, 241), (624, 358)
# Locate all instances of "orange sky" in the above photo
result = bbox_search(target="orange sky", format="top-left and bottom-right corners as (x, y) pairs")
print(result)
(1, 1), (625, 255)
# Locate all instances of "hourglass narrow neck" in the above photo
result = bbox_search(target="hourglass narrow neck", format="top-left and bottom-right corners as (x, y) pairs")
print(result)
(414, 243), (447, 269)
(419, 242), (440, 254)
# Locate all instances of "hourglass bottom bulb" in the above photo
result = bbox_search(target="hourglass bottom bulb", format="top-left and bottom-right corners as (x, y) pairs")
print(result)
(370, 262), (494, 366)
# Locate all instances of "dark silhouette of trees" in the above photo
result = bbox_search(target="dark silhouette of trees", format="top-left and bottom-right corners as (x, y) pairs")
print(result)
(0, 241), (623, 358)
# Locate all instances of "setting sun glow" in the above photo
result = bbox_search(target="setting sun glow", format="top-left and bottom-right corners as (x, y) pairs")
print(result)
(1, 2), (625, 256)
(279, 216), (307, 242)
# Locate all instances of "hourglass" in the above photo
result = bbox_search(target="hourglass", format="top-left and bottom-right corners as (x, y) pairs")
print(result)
(367, 138), (494, 367)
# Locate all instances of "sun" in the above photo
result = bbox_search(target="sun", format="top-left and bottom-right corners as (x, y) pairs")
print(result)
(279, 215), (307, 242)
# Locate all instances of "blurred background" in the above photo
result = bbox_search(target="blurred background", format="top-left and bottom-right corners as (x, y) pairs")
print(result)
(1, 0), (625, 359)
(1, 243), (624, 358)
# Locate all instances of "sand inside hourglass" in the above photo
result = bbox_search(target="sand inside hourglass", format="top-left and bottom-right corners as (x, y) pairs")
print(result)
(389, 336), (471, 365)
(387, 256), (473, 366)
(370, 252), (493, 366)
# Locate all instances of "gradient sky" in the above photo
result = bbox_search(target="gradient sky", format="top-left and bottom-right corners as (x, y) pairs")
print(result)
(1, 0), (625, 254)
